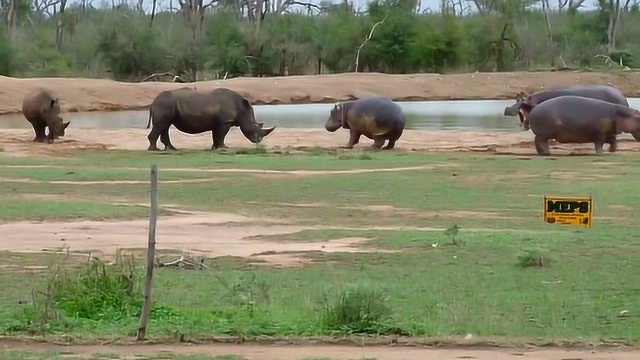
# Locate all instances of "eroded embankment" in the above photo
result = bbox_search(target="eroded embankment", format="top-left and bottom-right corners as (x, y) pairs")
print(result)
(2, 71), (640, 114)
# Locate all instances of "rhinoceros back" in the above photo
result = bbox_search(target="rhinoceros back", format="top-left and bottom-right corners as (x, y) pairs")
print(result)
(174, 92), (222, 120)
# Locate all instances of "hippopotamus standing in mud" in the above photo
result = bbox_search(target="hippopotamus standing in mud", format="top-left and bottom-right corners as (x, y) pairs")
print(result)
(324, 97), (405, 150)
(527, 95), (640, 156)
(503, 84), (631, 133)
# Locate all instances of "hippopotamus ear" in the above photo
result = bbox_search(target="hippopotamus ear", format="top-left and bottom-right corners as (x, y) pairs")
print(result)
(522, 96), (537, 106)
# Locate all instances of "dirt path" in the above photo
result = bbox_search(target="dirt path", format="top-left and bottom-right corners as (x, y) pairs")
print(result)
(3, 128), (640, 158)
(2, 342), (640, 360)
(2, 71), (640, 114)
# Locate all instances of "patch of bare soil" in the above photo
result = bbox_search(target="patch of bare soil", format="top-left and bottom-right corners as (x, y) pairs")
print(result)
(3, 128), (640, 158)
(0, 211), (395, 267)
(2, 342), (640, 360)
(257, 202), (517, 220)
(2, 71), (640, 114)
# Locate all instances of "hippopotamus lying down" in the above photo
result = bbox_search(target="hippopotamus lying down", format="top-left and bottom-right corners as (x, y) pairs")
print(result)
(527, 95), (640, 156)
(325, 96), (405, 150)
(504, 84), (629, 131)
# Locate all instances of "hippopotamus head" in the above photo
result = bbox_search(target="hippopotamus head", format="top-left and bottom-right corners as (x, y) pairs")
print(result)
(615, 107), (640, 134)
(325, 102), (349, 132)
(504, 91), (537, 130)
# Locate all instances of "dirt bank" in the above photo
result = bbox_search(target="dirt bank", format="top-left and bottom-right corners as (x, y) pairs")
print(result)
(1, 71), (640, 115)
(2, 128), (640, 158)
(2, 342), (640, 360)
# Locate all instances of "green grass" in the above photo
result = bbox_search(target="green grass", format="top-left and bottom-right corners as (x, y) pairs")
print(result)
(0, 351), (249, 360)
(1, 149), (640, 343)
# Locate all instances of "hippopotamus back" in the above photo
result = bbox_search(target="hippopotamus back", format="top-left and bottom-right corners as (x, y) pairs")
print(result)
(528, 95), (629, 141)
(346, 97), (405, 137)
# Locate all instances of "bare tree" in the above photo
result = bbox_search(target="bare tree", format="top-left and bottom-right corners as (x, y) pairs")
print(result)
(55, 0), (67, 50)
(2, 0), (17, 36)
(149, 0), (157, 27)
(467, 0), (496, 13)
(178, 0), (218, 39)
(540, 0), (554, 66)
(557, 0), (587, 10)
(604, 0), (631, 52)
(354, 14), (388, 72)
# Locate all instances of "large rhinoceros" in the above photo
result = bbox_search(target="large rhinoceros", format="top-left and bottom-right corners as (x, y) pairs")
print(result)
(146, 87), (275, 151)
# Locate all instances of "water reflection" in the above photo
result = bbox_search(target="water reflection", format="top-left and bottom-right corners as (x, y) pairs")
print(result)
(1, 98), (639, 131)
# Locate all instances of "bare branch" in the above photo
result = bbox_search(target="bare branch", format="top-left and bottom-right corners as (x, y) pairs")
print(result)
(354, 14), (388, 72)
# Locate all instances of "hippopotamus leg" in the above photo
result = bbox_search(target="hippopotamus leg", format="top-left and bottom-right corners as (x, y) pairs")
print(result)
(383, 138), (396, 150)
(370, 136), (386, 150)
(606, 134), (617, 153)
(341, 129), (361, 149)
(593, 137), (606, 156)
(534, 135), (551, 156)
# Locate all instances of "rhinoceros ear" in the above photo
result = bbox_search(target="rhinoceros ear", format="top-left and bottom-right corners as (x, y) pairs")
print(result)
(242, 98), (251, 109)
(49, 99), (57, 108)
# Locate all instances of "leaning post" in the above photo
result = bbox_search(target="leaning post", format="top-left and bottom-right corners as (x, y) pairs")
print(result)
(137, 164), (158, 341)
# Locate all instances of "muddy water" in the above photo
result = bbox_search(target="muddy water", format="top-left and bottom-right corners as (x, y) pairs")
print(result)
(2, 99), (640, 131)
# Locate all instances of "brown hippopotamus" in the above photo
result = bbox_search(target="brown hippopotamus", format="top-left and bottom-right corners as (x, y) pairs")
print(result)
(504, 84), (630, 132)
(325, 96), (405, 150)
(22, 88), (70, 143)
(527, 95), (640, 156)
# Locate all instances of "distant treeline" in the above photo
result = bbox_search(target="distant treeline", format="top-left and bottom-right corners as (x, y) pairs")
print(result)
(0, 0), (638, 81)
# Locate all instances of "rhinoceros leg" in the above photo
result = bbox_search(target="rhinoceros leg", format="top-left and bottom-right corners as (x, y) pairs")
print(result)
(212, 123), (231, 150)
(160, 129), (178, 151)
(147, 127), (162, 151)
(32, 124), (46, 143)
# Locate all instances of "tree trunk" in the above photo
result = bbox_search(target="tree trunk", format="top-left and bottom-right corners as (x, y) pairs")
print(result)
(541, 0), (555, 66)
(149, 0), (157, 27)
(55, 0), (68, 50)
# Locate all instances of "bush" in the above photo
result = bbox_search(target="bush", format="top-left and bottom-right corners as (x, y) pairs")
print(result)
(320, 284), (393, 334)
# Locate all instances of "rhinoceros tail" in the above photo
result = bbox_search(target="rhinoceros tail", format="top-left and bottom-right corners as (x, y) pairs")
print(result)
(145, 108), (152, 129)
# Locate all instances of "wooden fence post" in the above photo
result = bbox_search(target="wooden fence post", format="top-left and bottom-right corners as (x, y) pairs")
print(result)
(137, 164), (158, 341)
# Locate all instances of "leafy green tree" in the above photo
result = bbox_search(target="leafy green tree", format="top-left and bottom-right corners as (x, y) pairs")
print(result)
(95, 9), (167, 79)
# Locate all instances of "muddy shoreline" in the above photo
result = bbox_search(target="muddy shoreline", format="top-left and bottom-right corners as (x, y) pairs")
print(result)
(1, 71), (640, 115)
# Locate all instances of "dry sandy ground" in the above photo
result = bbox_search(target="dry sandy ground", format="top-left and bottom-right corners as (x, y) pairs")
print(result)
(4, 127), (640, 158)
(3, 342), (640, 360)
(1, 71), (640, 114)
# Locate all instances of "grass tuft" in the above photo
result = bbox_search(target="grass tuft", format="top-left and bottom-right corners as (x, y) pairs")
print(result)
(516, 247), (552, 268)
(234, 144), (269, 155)
(320, 284), (395, 335)
(5, 256), (178, 334)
